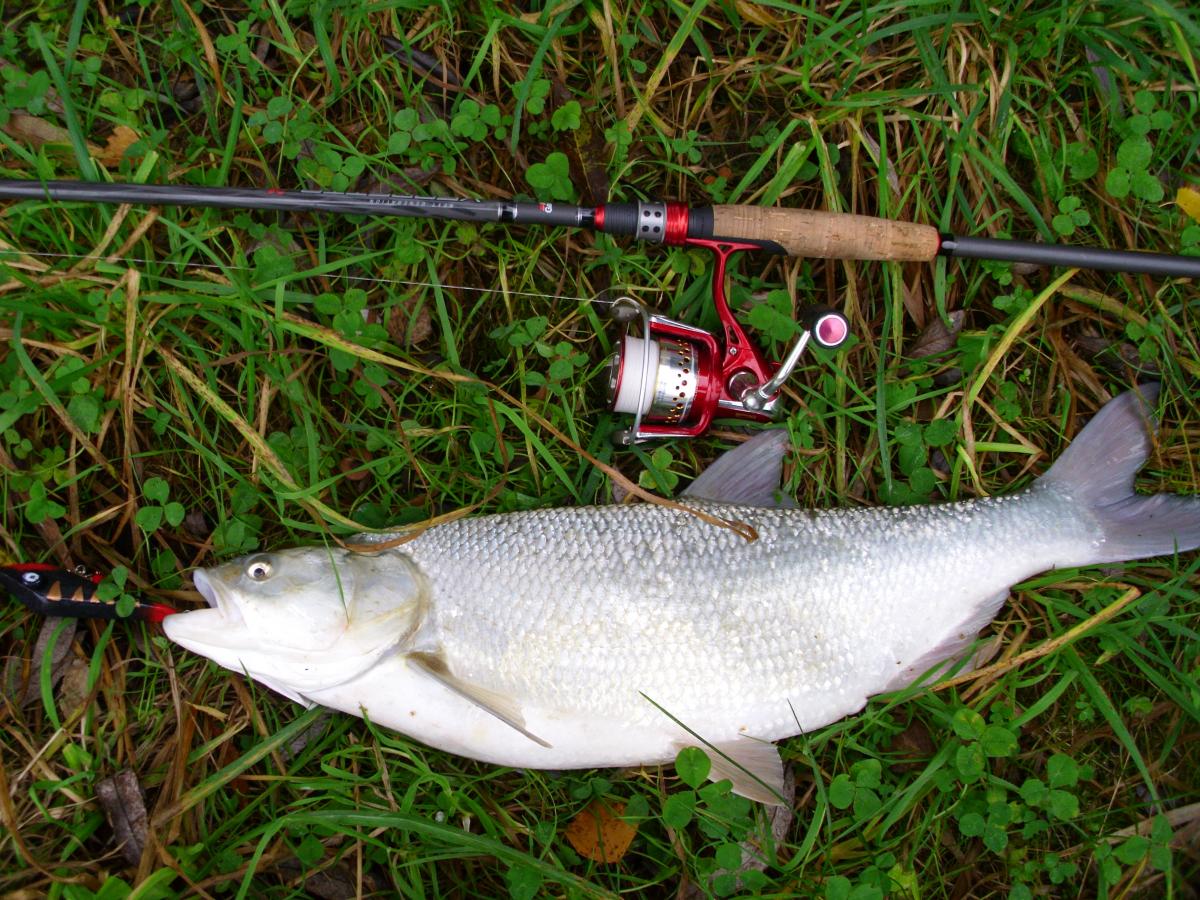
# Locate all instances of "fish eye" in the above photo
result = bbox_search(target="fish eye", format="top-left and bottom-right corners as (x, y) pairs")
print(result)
(245, 556), (273, 581)
(21, 571), (40, 584)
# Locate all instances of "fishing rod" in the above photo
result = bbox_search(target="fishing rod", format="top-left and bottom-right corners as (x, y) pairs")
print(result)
(2, 178), (1198, 443)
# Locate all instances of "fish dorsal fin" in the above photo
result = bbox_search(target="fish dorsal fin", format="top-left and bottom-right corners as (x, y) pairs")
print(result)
(682, 738), (788, 806)
(408, 651), (552, 749)
(681, 430), (795, 508)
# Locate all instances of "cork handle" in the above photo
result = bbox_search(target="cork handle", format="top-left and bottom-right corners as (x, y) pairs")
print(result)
(710, 206), (940, 261)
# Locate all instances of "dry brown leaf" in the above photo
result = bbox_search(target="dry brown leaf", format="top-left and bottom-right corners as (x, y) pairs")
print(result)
(58, 656), (91, 714)
(2, 112), (69, 145)
(0, 115), (139, 173)
(889, 719), (936, 762)
(1, 113), (99, 156)
(338, 454), (372, 482)
(1073, 334), (1161, 377)
(386, 296), (433, 347)
(564, 799), (637, 863)
(95, 770), (149, 866)
(909, 310), (964, 359)
(13, 618), (77, 706)
(277, 856), (383, 899)
(554, 75), (611, 206)
(97, 125), (141, 166)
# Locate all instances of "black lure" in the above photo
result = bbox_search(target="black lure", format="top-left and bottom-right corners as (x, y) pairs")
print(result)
(0, 563), (176, 623)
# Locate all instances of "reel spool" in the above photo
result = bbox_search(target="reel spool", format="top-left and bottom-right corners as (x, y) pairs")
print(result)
(605, 295), (849, 445)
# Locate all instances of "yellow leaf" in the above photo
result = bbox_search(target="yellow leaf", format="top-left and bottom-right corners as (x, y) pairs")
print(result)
(735, 1), (785, 27)
(97, 125), (141, 166)
(563, 800), (637, 864)
(1177, 187), (1200, 223)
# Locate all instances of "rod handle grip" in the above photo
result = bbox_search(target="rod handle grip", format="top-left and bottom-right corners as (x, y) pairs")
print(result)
(710, 206), (940, 261)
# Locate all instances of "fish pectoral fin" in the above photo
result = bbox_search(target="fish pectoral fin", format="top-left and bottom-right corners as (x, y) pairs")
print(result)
(242, 668), (316, 708)
(681, 737), (788, 806)
(407, 652), (552, 749)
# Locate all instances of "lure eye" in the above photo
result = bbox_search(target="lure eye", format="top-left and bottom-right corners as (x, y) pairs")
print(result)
(21, 571), (40, 584)
(245, 557), (273, 582)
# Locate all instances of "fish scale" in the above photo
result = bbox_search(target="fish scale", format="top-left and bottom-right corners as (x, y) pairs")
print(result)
(163, 387), (1200, 802)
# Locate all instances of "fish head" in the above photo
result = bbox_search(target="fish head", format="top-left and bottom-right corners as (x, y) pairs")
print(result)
(164, 547), (426, 694)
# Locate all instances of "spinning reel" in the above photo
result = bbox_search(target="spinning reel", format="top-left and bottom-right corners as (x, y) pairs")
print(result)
(604, 239), (849, 445)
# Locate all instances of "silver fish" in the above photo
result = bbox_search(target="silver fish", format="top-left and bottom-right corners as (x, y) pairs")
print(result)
(164, 386), (1200, 802)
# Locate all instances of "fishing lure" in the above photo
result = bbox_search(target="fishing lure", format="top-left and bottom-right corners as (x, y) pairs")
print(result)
(0, 563), (176, 623)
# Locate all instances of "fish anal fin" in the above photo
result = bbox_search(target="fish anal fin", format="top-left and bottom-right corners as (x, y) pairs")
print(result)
(682, 738), (788, 806)
(882, 588), (1010, 693)
(408, 651), (552, 749)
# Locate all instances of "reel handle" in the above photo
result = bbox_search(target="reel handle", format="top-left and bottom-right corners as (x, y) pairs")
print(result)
(741, 307), (850, 412)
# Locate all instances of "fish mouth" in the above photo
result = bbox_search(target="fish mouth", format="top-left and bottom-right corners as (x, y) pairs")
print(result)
(191, 569), (244, 625)
(162, 568), (250, 653)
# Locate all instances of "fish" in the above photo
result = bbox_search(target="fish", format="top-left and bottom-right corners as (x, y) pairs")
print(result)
(163, 386), (1200, 803)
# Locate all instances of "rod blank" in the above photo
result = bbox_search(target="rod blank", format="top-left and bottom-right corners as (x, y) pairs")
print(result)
(940, 234), (1200, 279)
(0, 179), (593, 228)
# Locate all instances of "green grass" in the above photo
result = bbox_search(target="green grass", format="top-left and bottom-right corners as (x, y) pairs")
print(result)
(1, 1), (1198, 897)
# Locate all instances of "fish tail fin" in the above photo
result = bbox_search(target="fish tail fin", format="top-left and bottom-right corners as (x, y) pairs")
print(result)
(1039, 383), (1200, 563)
